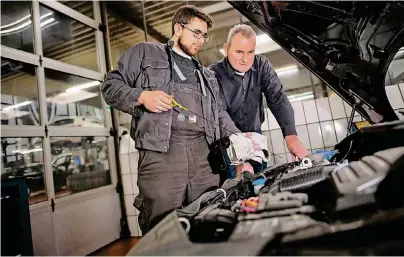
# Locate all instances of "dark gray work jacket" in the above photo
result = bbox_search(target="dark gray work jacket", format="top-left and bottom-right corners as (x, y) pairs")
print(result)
(101, 40), (240, 152)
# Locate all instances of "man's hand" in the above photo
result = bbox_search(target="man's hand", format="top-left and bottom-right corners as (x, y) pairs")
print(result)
(138, 90), (173, 113)
(285, 135), (308, 161)
(236, 162), (254, 178)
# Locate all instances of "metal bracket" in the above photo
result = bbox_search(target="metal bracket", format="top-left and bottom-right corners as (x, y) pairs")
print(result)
(347, 89), (383, 125)
(289, 157), (313, 173)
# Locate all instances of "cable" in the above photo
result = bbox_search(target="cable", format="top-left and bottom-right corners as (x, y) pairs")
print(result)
(347, 104), (356, 137)
(216, 188), (227, 198)
(178, 217), (191, 234)
(339, 140), (353, 162)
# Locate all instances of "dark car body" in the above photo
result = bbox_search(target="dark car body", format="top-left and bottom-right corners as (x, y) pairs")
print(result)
(229, 1), (404, 124)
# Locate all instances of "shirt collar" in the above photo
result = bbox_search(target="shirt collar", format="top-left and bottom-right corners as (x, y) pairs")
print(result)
(224, 57), (257, 77)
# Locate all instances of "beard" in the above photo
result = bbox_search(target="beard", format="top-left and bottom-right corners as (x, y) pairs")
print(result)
(178, 36), (198, 57)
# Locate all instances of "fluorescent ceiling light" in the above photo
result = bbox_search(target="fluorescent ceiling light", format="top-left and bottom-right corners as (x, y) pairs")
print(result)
(47, 90), (98, 104)
(40, 12), (54, 20)
(0, 12), (54, 35)
(40, 18), (55, 28)
(0, 21), (32, 34)
(12, 148), (43, 155)
(276, 65), (298, 73)
(288, 91), (313, 98)
(288, 91), (314, 102)
(255, 44), (282, 55)
(65, 81), (101, 93)
(47, 81), (101, 104)
(275, 65), (299, 75)
(0, 14), (31, 29)
(288, 94), (314, 102)
(1, 110), (30, 120)
(92, 138), (107, 144)
(256, 34), (271, 45)
(2, 101), (31, 111)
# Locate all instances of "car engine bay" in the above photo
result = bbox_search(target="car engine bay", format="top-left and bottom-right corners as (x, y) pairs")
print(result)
(128, 121), (404, 256)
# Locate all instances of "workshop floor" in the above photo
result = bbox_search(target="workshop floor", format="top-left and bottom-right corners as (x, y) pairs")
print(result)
(88, 237), (141, 256)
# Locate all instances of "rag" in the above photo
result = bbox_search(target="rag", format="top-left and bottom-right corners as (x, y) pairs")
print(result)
(227, 132), (270, 165)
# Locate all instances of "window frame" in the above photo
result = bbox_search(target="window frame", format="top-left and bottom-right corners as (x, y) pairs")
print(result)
(1, 0), (118, 205)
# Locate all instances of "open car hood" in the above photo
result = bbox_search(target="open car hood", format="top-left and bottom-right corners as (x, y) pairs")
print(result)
(228, 1), (404, 123)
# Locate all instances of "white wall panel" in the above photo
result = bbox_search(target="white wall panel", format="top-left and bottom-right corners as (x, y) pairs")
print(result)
(53, 190), (120, 256)
(30, 207), (56, 256)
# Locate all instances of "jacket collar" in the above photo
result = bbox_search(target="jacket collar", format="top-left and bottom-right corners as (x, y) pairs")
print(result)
(167, 39), (175, 49)
(167, 39), (202, 69)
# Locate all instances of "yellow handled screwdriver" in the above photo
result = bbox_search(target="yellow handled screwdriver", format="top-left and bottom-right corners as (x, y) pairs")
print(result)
(171, 99), (189, 111)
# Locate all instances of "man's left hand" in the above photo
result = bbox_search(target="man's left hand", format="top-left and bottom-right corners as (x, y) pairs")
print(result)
(285, 135), (308, 161)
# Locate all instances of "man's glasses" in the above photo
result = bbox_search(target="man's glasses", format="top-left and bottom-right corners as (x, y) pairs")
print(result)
(180, 24), (210, 43)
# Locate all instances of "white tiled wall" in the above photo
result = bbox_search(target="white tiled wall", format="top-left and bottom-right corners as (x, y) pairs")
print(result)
(295, 125), (311, 149)
(302, 100), (319, 123)
(117, 85), (404, 207)
(262, 84), (404, 165)
(267, 109), (280, 130)
(119, 135), (142, 237)
(291, 101), (306, 125)
(270, 129), (286, 154)
(320, 121), (337, 147)
(307, 123), (324, 149)
(386, 85), (404, 109)
(334, 118), (348, 143)
(316, 98), (332, 121)
(328, 95), (346, 119)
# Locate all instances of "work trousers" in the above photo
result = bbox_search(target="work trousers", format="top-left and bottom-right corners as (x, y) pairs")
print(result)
(134, 131), (219, 234)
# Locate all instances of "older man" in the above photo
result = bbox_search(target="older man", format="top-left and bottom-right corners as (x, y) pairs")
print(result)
(210, 24), (308, 177)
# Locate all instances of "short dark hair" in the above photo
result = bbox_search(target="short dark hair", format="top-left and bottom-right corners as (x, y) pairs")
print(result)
(171, 5), (212, 35)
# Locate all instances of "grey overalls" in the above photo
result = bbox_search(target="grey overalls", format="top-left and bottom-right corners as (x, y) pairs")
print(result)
(135, 51), (219, 233)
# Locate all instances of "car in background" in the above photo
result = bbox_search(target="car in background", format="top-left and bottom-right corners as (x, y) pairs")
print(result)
(51, 116), (104, 128)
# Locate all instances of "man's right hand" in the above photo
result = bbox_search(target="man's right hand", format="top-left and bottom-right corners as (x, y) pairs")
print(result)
(138, 90), (173, 113)
(236, 162), (254, 178)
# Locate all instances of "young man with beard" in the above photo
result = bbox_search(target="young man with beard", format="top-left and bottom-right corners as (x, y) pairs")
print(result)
(210, 24), (308, 177)
(101, 6), (251, 234)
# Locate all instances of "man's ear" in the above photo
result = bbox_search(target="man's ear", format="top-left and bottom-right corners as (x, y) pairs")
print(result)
(223, 43), (229, 56)
(174, 23), (182, 37)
